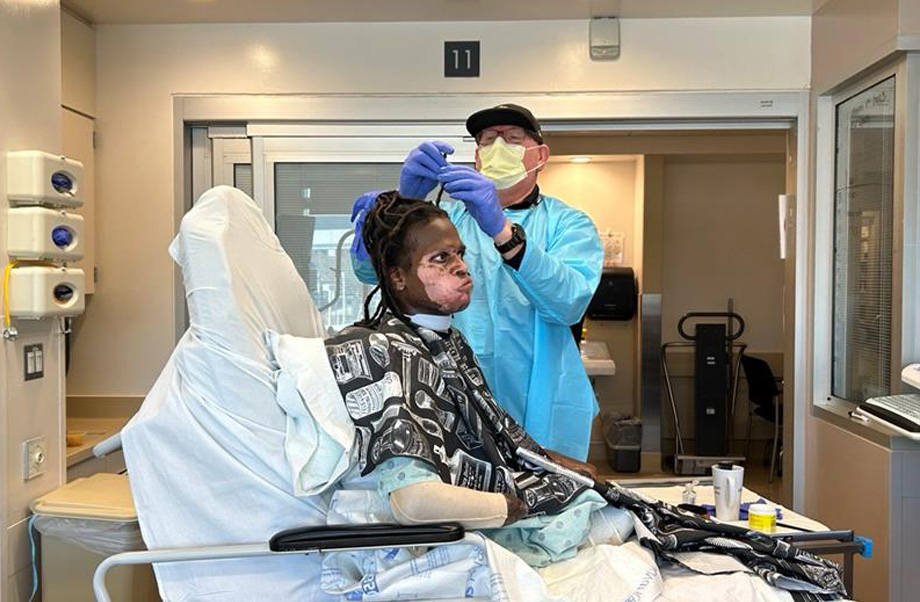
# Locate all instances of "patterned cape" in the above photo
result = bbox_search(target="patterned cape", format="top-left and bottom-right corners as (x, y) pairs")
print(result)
(325, 313), (846, 601)
(325, 314), (587, 516)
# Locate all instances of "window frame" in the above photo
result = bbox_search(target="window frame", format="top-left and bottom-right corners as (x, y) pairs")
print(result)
(813, 56), (920, 410)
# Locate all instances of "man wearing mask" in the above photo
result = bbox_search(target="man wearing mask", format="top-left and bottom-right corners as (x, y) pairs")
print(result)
(351, 104), (603, 461)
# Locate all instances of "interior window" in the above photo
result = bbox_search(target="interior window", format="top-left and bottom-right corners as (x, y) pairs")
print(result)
(832, 76), (895, 402)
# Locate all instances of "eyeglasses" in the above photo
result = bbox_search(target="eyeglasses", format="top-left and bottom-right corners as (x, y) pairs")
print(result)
(477, 127), (529, 147)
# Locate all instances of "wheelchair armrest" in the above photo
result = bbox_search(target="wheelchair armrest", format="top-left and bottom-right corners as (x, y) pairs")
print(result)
(269, 523), (464, 552)
(95, 525), (466, 602)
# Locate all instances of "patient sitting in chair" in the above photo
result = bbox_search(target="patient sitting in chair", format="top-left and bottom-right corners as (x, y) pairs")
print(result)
(325, 191), (623, 567)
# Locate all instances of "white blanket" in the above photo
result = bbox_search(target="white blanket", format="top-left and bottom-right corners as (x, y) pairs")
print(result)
(122, 186), (333, 602)
(318, 490), (793, 602)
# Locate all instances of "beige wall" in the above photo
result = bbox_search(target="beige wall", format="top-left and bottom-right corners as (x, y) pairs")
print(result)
(659, 154), (786, 449)
(70, 17), (813, 400)
(540, 158), (641, 426)
(805, 419), (892, 602)
(811, 0), (920, 94)
(661, 155), (786, 353)
(61, 10), (97, 295)
(0, 2), (65, 600)
(62, 9), (95, 118)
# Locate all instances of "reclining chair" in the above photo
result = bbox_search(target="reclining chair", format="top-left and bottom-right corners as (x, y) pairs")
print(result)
(94, 186), (471, 602)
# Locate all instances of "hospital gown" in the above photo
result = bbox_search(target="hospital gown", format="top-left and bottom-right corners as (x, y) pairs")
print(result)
(375, 457), (609, 567)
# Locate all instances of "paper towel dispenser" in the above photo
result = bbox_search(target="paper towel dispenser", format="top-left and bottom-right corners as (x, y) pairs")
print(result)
(586, 267), (637, 321)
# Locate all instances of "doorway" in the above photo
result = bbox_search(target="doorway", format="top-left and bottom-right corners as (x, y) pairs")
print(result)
(539, 129), (793, 502)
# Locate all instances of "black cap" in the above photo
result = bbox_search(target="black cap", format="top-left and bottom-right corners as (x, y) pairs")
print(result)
(466, 104), (544, 143)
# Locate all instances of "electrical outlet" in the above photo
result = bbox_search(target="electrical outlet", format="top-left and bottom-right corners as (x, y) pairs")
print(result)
(23, 436), (47, 480)
(24, 343), (44, 381)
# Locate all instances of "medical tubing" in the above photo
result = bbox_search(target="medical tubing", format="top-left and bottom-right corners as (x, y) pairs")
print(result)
(27, 515), (38, 602)
(3, 261), (19, 329)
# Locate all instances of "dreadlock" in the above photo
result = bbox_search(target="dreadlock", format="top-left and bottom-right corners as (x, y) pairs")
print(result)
(358, 190), (450, 328)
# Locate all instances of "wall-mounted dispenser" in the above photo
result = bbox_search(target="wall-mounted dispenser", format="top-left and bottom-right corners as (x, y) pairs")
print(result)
(7, 266), (85, 319)
(8, 207), (84, 262)
(7, 151), (84, 208)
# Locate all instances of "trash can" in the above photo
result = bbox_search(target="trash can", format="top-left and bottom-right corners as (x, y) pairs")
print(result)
(601, 414), (642, 473)
(30, 473), (160, 602)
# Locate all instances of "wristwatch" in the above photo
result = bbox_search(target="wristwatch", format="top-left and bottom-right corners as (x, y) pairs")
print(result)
(495, 223), (526, 254)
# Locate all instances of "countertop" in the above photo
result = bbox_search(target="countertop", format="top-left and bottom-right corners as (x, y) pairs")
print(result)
(66, 417), (128, 467)
(581, 340), (617, 376)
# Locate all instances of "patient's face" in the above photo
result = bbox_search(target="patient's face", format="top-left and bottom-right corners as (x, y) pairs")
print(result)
(391, 217), (472, 315)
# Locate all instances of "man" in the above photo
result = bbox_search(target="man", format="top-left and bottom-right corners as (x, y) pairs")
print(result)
(351, 104), (602, 460)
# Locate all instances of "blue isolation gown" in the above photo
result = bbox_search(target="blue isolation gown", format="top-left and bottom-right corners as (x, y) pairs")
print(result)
(352, 193), (603, 460)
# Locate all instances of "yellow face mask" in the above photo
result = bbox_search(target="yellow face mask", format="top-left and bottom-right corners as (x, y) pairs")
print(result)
(478, 137), (542, 190)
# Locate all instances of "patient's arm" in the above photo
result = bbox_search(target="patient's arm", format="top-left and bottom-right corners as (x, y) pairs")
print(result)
(389, 482), (527, 528)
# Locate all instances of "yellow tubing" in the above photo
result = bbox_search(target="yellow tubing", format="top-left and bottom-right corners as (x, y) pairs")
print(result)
(3, 261), (18, 329)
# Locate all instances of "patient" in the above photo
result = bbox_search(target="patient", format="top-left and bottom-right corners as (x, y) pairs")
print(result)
(324, 191), (619, 566)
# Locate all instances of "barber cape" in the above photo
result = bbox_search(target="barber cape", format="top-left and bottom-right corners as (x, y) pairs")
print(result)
(325, 312), (587, 516)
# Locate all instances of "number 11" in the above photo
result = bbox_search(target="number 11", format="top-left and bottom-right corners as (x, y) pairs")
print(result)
(452, 49), (472, 70)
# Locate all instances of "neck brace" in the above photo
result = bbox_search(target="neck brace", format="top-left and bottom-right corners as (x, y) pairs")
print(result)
(408, 313), (452, 332)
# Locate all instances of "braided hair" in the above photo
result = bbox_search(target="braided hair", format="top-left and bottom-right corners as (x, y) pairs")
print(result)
(358, 190), (450, 328)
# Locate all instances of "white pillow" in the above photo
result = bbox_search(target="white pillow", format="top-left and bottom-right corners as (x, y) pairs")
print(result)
(267, 330), (355, 496)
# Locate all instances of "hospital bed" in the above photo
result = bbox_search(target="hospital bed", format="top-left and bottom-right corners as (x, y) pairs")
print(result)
(89, 186), (864, 602)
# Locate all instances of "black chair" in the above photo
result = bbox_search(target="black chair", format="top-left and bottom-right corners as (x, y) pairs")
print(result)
(740, 354), (783, 483)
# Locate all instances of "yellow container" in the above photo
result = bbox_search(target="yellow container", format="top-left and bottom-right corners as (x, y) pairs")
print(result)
(748, 503), (777, 533)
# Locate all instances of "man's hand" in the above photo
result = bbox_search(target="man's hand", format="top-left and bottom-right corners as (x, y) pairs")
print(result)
(399, 141), (454, 199)
(546, 450), (599, 481)
(503, 494), (529, 526)
(437, 165), (507, 237)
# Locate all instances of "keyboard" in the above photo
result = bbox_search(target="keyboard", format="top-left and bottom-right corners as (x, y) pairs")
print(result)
(860, 394), (920, 433)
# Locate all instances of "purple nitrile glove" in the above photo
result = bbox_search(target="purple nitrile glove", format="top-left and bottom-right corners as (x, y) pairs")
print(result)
(399, 141), (455, 199)
(350, 189), (384, 262)
(437, 165), (507, 237)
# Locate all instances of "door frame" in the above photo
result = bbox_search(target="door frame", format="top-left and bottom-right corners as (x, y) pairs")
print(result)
(173, 90), (811, 509)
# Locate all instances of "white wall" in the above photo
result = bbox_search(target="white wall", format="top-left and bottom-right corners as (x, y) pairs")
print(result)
(0, 2), (64, 600)
(70, 17), (812, 399)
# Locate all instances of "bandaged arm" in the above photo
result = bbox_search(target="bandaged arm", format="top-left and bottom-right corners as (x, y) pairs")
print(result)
(389, 482), (513, 529)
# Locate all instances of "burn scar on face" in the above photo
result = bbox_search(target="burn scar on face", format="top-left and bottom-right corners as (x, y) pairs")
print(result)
(417, 249), (471, 314)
